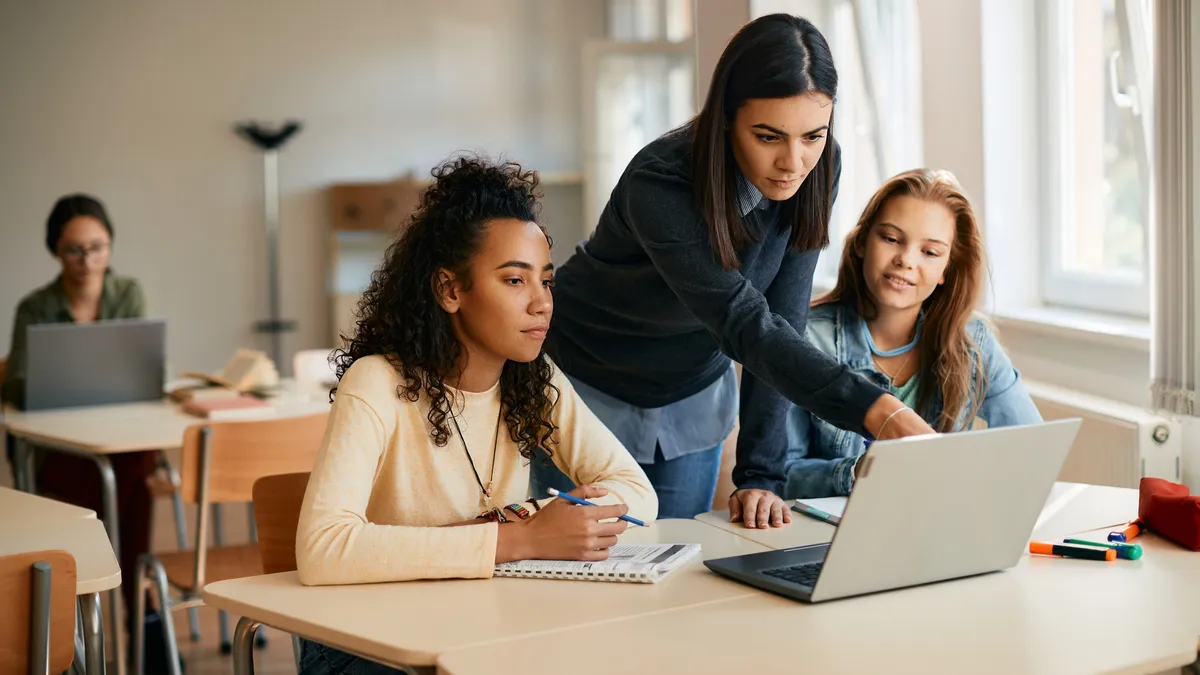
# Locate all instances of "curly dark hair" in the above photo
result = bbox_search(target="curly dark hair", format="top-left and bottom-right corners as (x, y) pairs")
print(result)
(332, 155), (559, 460)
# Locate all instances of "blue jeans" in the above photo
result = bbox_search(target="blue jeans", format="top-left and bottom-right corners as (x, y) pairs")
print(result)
(529, 442), (723, 519)
(299, 640), (401, 675)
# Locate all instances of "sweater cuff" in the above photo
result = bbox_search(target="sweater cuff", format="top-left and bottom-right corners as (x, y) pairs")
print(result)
(733, 477), (783, 494)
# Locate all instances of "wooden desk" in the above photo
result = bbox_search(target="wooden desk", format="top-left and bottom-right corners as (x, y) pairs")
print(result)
(1, 392), (330, 675)
(0, 518), (121, 674)
(0, 485), (96, 522)
(204, 519), (770, 673)
(439, 485), (1200, 675)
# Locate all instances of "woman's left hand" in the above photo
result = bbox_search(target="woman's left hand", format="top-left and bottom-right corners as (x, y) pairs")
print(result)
(729, 488), (792, 529)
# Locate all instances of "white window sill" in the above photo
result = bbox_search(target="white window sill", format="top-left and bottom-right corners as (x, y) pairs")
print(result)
(991, 306), (1150, 353)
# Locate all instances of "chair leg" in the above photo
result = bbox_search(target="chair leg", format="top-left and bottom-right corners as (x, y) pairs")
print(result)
(147, 559), (184, 675)
(159, 450), (202, 644)
(211, 503), (234, 654)
(132, 556), (149, 675)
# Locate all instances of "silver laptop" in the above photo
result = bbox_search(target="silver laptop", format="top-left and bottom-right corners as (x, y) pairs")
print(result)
(25, 318), (166, 411)
(704, 418), (1082, 603)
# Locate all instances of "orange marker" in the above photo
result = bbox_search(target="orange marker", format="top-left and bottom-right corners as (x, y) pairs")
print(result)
(1029, 542), (1115, 561)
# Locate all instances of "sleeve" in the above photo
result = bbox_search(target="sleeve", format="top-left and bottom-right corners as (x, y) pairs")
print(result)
(2, 301), (36, 407)
(781, 403), (860, 499)
(548, 369), (658, 522)
(974, 324), (1043, 428)
(622, 145), (884, 493)
(121, 278), (147, 318)
(295, 390), (499, 586)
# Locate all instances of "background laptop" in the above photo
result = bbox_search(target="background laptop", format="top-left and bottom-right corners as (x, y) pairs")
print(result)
(704, 418), (1082, 603)
(25, 318), (166, 411)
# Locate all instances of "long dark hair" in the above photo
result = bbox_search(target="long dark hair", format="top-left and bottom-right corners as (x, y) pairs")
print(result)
(46, 193), (113, 254)
(692, 13), (839, 269)
(333, 155), (559, 460)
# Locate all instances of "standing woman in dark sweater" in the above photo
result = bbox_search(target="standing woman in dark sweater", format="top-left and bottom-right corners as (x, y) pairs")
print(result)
(534, 14), (936, 526)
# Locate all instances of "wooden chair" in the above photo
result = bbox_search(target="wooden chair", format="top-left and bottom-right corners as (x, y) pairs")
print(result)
(252, 472), (310, 575)
(0, 550), (77, 675)
(252, 472), (313, 672)
(131, 413), (329, 675)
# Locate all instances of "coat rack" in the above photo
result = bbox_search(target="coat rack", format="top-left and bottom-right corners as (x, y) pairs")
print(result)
(235, 120), (302, 373)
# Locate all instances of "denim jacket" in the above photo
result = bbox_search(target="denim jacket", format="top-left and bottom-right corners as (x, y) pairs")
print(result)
(782, 302), (1043, 499)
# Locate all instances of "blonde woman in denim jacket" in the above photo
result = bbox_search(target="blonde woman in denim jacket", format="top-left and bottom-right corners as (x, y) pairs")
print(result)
(783, 169), (1041, 499)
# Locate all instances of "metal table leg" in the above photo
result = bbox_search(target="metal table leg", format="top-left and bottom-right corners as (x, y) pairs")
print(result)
(93, 455), (126, 675)
(80, 592), (107, 675)
(233, 617), (261, 675)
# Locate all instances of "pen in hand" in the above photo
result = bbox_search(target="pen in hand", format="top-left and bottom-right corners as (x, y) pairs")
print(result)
(547, 487), (647, 527)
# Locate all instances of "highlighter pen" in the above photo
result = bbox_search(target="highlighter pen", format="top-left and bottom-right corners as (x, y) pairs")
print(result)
(1107, 519), (1146, 543)
(546, 488), (646, 527)
(1063, 538), (1143, 560)
(1029, 542), (1116, 561)
(790, 501), (842, 526)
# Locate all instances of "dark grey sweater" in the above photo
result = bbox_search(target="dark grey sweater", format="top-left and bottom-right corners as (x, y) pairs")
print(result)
(545, 128), (886, 493)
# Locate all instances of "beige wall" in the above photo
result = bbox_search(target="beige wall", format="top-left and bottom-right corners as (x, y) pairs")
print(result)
(0, 0), (603, 375)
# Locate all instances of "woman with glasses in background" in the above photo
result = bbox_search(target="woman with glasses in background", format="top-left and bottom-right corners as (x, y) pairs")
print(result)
(2, 193), (172, 670)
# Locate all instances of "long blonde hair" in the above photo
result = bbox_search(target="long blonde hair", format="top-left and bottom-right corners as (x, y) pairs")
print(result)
(817, 169), (987, 432)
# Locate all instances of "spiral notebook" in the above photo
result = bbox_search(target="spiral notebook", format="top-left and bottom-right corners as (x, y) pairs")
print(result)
(493, 543), (701, 583)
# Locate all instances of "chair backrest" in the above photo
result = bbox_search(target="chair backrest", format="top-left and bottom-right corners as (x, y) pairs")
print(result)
(0, 550), (77, 675)
(252, 472), (311, 574)
(179, 412), (328, 505)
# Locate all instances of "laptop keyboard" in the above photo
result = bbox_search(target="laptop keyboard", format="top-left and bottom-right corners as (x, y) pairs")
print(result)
(762, 561), (824, 587)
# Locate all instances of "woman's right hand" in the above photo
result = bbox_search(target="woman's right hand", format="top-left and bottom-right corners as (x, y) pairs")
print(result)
(496, 485), (629, 563)
(863, 394), (936, 441)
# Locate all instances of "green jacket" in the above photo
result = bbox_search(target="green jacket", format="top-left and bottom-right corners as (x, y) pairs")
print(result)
(2, 270), (146, 408)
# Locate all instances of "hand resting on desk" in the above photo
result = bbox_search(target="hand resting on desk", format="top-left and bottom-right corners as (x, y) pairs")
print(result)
(729, 488), (792, 529)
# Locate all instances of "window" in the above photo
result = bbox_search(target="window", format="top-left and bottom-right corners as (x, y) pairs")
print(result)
(582, 0), (696, 231)
(1040, 0), (1154, 317)
(751, 0), (922, 286)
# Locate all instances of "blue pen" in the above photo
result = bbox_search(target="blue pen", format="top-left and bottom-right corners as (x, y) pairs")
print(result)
(546, 488), (647, 527)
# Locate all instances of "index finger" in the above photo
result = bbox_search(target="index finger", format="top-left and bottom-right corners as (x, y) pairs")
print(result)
(586, 503), (630, 521)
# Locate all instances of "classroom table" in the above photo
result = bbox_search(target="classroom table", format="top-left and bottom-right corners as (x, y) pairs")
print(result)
(437, 484), (1200, 675)
(0, 517), (122, 675)
(203, 519), (772, 674)
(0, 484), (97, 521)
(0, 389), (330, 675)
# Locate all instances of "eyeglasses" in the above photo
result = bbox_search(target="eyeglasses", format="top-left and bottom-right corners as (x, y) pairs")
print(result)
(61, 243), (110, 261)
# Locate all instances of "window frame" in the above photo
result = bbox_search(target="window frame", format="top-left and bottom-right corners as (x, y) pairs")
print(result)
(1038, 0), (1154, 317)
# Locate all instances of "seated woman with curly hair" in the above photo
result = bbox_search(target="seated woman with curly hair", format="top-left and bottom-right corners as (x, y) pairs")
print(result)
(294, 155), (658, 674)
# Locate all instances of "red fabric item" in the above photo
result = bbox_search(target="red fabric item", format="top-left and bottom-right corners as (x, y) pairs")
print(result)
(1138, 478), (1200, 551)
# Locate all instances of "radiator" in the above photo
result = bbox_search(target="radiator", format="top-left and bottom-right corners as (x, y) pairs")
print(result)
(1026, 380), (1183, 488)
